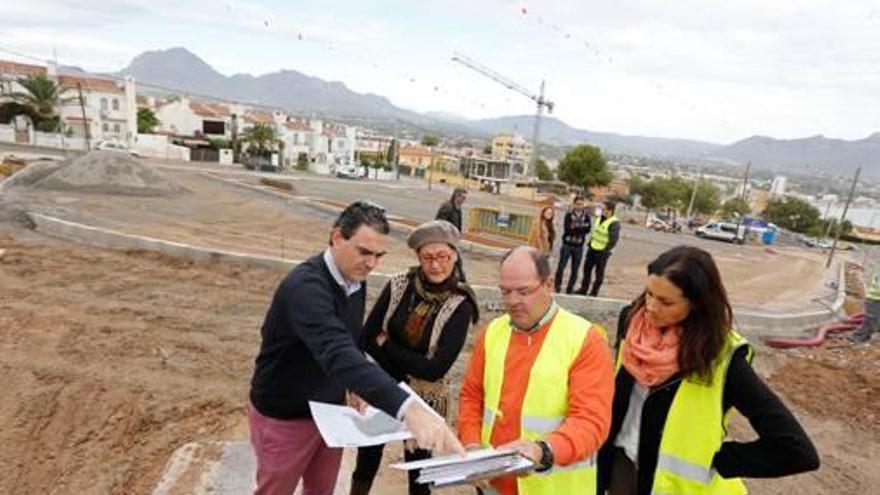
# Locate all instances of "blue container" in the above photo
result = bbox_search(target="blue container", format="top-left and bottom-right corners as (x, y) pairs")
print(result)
(762, 229), (777, 245)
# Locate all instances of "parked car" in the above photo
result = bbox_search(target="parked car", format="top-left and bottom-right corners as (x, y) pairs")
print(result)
(94, 139), (140, 157)
(335, 165), (363, 180)
(695, 221), (746, 243)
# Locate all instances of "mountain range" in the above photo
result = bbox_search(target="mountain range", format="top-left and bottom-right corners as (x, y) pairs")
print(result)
(115, 47), (879, 179)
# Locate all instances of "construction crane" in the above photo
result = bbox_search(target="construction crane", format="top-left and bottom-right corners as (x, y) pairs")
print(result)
(451, 51), (554, 178)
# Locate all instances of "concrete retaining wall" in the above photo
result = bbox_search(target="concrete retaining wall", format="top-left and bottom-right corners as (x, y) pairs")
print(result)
(30, 212), (844, 339)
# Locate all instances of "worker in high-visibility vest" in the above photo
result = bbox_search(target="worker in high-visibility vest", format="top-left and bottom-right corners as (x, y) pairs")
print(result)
(458, 246), (615, 495)
(596, 245), (819, 495)
(849, 262), (880, 344)
(577, 201), (620, 297)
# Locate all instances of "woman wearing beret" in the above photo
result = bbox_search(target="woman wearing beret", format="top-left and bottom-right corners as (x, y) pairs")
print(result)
(350, 220), (480, 495)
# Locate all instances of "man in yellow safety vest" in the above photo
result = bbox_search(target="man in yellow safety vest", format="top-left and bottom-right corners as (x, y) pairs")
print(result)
(577, 201), (620, 297)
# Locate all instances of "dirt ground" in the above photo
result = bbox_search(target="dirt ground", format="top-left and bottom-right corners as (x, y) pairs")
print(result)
(1, 227), (878, 494)
(4, 163), (831, 310)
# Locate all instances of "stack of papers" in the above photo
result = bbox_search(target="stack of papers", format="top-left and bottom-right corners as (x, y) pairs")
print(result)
(391, 448), (534, 488)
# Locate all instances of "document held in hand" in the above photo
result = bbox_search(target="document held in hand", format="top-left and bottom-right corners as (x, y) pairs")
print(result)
(390, 448), (535, 488)
(308, 382), (443, 448)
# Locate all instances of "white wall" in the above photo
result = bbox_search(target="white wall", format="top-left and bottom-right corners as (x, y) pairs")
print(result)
(155, 98), (200, 136)
(133, 133), (191, 161)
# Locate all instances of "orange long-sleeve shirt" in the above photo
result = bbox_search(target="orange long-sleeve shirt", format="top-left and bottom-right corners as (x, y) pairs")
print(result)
(457, 314), (614, 495)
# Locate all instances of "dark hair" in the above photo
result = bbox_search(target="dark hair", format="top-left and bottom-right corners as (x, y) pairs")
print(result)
(628, 245), (732, 383)
(573, 196), (585, 204)
(330, 200), (389, 245)
(501, 246), (552, 280)
(603, 200), (616, 212)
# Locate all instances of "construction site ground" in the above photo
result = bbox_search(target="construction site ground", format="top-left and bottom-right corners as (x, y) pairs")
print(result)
(2, 154), (875, 494)
(4, 161), (833, 311)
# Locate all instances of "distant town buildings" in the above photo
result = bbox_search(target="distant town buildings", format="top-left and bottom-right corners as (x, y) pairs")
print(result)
(770, 175), (787, 197)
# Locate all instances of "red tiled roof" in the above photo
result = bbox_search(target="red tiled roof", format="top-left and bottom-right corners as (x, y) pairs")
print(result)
(0, 60), (47, 78)
(58, 75), (123, 94)
(189, 100), (230, 118)
(243, 111), (272, 124)
(285, 121), (311, 131)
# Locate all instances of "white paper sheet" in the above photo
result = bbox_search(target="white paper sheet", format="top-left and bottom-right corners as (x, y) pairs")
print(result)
(391, 448), (534, 487)
(308, 382), (444, 448)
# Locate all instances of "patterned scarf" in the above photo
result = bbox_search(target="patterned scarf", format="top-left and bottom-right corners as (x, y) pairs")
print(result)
(621, 307), (682, 387)
(402, 268), (458, 346)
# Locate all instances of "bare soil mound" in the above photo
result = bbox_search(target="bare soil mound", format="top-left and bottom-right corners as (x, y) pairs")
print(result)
(2, 151), (185, 196)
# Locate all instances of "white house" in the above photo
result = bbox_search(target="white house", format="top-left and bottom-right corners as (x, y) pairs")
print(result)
(56, 74), (137, 145)
(155, 97), (234, 139)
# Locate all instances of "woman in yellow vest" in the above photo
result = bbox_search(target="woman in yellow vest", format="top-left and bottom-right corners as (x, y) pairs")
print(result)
(597, 245), (819, 495)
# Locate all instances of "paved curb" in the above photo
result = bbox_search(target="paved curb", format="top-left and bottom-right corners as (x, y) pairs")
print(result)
(30, 212), (843, 339)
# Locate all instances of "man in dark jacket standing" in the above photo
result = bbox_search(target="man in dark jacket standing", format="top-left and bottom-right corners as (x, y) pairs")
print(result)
(435, 187), (467, 233)
(554, 196), (591, 294)
(577, 201), (620, 297)
(249, 201), (463, 495)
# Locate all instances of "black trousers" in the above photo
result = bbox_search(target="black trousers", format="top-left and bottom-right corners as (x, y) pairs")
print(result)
(554, 243), (584, 293)
(578, 248), (611, 296)
(353, 443), (432, 495)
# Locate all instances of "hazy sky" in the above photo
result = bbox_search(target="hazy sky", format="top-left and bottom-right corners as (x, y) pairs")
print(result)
(2, 0), (879, 144)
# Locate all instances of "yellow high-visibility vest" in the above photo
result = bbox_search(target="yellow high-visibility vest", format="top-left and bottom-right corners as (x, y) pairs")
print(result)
(866, 265), (880, 301)
(481, 307), (598, 495)
(614, 330), (752, 495)
(590, 215), (619, 251)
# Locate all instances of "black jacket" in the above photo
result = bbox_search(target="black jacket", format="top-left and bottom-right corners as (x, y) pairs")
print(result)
(249, 254), (409, 420)
(562, 210), (592, 246)
(363, 279), (475, 382)
(435, 201), (463, 233)
(596, 307), (819, 495)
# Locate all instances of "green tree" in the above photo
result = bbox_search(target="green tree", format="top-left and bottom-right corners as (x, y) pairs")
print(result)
(763, 196), (821, 233)
(483, 144), (493, 155)
(421, 134), (439, 147)
(639, 177), (689, 211)
(10, 75), (72, 132)
(720, 197), (751, 218)
(535, 158), (554, 181)
(689, 179), (721, 215)
(296, 152), (310, 171)
(370, 158), (387, 179)
(137, 107), (160, 134)
(242, 123), (279, 157)
(557, 144), (612, 192)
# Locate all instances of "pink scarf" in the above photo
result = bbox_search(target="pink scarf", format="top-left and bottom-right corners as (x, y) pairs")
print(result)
(621, 307), (681, 387)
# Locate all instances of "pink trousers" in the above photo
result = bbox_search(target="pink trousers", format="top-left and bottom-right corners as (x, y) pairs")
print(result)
(248, 403), (343, 495)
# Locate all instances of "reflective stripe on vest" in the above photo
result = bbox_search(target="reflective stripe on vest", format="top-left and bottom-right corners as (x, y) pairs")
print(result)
(590, 215), (618, 251)
(615, 330), (752, 495)
(480, 307), (599, 495)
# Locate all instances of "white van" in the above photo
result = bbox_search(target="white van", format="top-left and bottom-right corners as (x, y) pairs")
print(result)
(695, 221), (746, 244)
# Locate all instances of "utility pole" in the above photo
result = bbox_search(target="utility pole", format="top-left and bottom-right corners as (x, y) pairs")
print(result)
(685, 166), (702, 220)
(821, 198), (834, 239)
(826, 166), (861, 268)
(54, 46), (67, 154)
(77, 82), (90, 151)
(734, 162), (751, 243)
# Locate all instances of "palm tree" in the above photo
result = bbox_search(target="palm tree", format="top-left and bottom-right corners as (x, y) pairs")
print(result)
(242, 123), (279, 157)
(10, 75), (72, 132)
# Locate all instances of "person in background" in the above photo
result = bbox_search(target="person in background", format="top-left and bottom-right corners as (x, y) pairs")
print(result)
(528, 205), (556, 256)
(458, 246), (614, 495)
(554, 196), (591, 294)
(351, 220), (479, 495)
(248, 201), (464, 495)
(848, 261), (880, 344)
(435, 187), (467, 234)
(597, 245), (819, 495)
(577, 201), (620, 297)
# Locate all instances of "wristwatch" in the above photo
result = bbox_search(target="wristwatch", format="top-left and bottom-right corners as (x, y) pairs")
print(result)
(535, 440), (554, 472)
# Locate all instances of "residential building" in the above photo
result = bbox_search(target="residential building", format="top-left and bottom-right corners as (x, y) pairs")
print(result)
(56, 74), (137, 145)
(491, 132), (532, 163)
(154, 97), (234, 139)
(398, 144), (434, 177)
(0, 60), (48, 96)
(770, 175), (787, 197)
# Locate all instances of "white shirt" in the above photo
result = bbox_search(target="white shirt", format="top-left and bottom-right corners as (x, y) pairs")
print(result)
(323, 249), (362, 297)
(615, 383), (649, 463)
